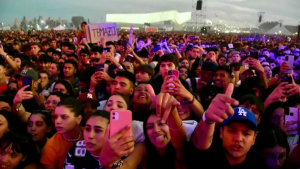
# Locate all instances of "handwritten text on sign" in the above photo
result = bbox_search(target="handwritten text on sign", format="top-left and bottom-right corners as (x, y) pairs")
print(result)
(86, 23), (118, 43)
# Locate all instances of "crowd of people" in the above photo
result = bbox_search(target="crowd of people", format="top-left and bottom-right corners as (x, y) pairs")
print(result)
(0, 21), (299, 169)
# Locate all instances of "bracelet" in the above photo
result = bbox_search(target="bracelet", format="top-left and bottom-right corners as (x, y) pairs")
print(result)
(15, 103), (22, 112)
(187, 95), (195, 104)
(202, 112), (215, 125)
(168, 121), (183, 131)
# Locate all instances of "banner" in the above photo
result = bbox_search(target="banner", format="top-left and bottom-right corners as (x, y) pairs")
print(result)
(86, 23), (118, 43)
(145, 27), (158, 33)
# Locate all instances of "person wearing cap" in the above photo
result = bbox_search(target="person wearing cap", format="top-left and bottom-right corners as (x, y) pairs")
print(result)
(13, 69), (41, 112)
(187, 61), (218, 93)
(188, 89), (261, 168)
(13, 41), (21, 52)
(200, 65), (234, 110)
(77, 92), (100, 121)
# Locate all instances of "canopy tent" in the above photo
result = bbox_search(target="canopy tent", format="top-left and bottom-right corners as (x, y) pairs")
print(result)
(266, 24), (292, 35)
(53, 25), (65, 31)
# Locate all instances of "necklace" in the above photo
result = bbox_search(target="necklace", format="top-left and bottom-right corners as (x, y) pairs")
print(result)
(63, 130), (82, 142)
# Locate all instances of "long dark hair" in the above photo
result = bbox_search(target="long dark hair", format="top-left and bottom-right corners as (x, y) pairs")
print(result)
(260, 101), (287, 129)
(53, 79), (74, 97)
(0, 131), (39, 169)
(142, 109), (176, 169)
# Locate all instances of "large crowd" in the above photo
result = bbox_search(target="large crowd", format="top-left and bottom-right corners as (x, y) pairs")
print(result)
(0, 21), (299, 169)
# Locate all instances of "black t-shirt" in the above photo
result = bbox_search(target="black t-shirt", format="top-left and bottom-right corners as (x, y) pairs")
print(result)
(64, 140), (100, 169)
(150, 75), (190, 95)
(186, 138), (264, 169)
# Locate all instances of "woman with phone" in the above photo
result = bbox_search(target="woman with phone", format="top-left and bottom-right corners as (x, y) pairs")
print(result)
(40, 97), (84, 169)
(64, 110), (143, 169)
(260, 102), (299, 153)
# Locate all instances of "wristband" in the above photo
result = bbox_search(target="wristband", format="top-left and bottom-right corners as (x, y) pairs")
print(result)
(187, 95), (195, 104)
(202, 112), (214, 125)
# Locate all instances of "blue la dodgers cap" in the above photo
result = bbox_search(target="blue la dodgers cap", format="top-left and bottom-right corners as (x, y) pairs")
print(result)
(222, 107), (257, 130)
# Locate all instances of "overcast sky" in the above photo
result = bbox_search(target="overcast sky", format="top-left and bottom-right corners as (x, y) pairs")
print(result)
(0, 0), (299, 27)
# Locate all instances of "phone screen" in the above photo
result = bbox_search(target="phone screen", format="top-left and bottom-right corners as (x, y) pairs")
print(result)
(121, 40), (128, 51)
(22, 76), (32, 91)
(103, 48), (111, 53)
(285, 55), (294, 68)
(281, 75), (292, 84)
(82, 38), (86, 41)
(285, 107), (299, 135)
(250, 52), (259, 59)
(95, 64), (104, 72)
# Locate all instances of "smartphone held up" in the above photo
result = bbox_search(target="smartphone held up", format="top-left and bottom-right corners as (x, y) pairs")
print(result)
(110, 110), (132, 138)
(22, 76), (32, 91)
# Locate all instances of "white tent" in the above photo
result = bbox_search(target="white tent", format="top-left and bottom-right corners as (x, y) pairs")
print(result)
(53, 25), (65, 31)
(266, 24), (292, 35)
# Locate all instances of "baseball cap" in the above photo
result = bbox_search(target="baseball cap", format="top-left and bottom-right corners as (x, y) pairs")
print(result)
(222, 107), (257, 130)
(294, 48), (300, 53)
(77, 92), (100, 107)
(201, 61), (218, 72)
(20, 69), (39, 81)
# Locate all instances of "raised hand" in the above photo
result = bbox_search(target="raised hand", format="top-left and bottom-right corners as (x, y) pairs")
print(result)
(99, 125), (135, 168)
(155, 93), (180, 123)
(204, 83), (239, 123)
(13, 85), (33, 104)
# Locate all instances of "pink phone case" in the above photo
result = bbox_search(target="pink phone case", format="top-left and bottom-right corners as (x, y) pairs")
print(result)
(168, 70), (179, 80)
(110, 110), (132, 138)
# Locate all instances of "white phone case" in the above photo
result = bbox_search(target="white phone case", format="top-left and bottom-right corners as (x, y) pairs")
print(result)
(285, 107), (299, 135)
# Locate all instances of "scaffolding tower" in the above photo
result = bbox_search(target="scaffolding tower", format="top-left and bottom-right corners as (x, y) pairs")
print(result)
(186, 0), (207, 32)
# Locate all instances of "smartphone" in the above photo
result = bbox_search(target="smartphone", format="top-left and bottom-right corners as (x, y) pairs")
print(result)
(281, 74), (293, 83)
(228, 44), (234, 49)
(189, 36), (199, 40)
(161, 39), (166, 43)
(285, 107), (299, 135)
(22, 76), (32, 91)
(82, 38), (86, 41)
(167, 70), (179, 90)
(95, 64), (104, 72)
(121, 40), (128, 51)
(103, 48), (111, 53)
(249, 51), (259, 60)
(285, 55), (294, 74)
(110, 110), (132, 138)
(151, 45), (161, 53)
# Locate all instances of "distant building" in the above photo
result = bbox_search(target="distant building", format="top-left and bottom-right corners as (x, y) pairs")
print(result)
(106, 10), (191, 31)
